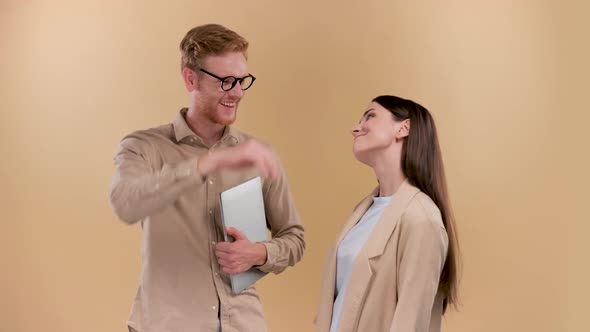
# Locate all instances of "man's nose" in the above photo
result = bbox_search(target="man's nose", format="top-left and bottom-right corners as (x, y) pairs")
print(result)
(228, 82), (244, 97)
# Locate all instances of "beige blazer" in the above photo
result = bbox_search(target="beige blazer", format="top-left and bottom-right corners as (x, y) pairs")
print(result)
(316, 180), (449, 332)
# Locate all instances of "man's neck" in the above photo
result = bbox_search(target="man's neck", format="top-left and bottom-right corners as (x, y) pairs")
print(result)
(185, 107), (225, 147)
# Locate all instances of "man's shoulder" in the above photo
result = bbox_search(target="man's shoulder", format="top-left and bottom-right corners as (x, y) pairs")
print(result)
(230, 126), (256, 143)
(122, 123), (175, 142)
(119, 123), (176, 150)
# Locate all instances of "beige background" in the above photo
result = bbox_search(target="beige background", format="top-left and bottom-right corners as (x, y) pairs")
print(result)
(1, 0), (588, 331)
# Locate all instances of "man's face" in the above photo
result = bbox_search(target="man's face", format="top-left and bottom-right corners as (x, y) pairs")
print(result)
(193, 52), (249, 126)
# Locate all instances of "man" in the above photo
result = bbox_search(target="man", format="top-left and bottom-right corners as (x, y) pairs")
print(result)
(109, 24), (305, 332)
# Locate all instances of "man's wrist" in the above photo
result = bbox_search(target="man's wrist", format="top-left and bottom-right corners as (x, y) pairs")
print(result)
(253, 242), (268, 266)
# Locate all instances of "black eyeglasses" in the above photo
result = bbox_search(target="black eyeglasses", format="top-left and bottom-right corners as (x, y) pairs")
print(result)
(199, 68), (256, 91)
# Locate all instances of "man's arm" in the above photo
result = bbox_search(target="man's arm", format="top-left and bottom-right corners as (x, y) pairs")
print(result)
(109, 135), (280, 224)
(109, 134), (204, 224)
(214, 152), (305, 275)
(255, 161), (305, 274)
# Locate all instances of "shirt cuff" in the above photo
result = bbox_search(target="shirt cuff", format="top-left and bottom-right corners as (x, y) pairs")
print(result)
(255, 241), (277, 273)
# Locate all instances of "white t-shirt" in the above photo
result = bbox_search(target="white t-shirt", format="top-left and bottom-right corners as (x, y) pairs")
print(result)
(330, 195), (393, 332)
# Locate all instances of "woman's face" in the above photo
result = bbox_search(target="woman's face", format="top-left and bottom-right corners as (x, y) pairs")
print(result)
(351, 102), (406, 164)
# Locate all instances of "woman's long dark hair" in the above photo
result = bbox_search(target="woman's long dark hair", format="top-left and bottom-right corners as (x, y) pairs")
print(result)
(373, 95), (460, 312)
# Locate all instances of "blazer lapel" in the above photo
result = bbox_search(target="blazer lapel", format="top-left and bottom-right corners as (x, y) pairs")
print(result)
(365, 180), (420, 259)
(335, 190), (377, 248)
(337, 180), (420, 332)
(316, 190), (376, 331)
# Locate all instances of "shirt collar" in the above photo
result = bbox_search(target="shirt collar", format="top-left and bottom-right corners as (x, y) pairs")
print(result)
(172, 108), (239, 146)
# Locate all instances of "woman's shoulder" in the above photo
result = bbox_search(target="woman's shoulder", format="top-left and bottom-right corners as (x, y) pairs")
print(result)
(402, 191), (444, 229)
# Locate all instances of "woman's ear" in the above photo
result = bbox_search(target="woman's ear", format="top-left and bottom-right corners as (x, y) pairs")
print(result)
(397, 119), (410, 138)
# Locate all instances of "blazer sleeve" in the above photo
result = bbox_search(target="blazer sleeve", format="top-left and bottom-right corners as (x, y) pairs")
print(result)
(389, 213), (448, 332)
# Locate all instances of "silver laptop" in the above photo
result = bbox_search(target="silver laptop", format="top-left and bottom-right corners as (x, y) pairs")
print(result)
(219, 176), (268, 293)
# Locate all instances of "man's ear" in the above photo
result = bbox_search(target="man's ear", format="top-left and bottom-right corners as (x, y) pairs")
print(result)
(182, 67), (198, 92)
(397, 119), (410, 138)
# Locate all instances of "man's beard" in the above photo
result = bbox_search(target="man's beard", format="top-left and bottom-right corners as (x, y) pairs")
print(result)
(205, 105), (236, 126)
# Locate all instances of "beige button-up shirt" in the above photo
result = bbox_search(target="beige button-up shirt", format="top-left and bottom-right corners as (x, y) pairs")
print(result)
(109, 109), (305, 332)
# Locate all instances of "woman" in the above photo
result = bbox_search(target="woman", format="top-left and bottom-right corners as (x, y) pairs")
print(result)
(316, 95), (460, 332)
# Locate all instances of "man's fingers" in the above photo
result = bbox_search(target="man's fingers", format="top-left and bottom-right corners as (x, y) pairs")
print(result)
(268, 154), (278, 180)
(223, 267), (238, 275)
(225, 227), (248, 241)
(212, 140), (281, 180)
(215, 242), (233, 253)
(220, 262), (245, 274)
(223, 265), (247, 275)
(216, 251), (230, 260)
(257, 149), (277, 180)
(259, 158), (271, 178)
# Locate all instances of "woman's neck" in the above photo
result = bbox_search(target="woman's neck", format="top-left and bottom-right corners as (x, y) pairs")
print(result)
(372, 150), (406, 197)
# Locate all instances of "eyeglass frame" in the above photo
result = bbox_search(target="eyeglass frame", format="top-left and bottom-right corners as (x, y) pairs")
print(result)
(198, 68), (256, 91)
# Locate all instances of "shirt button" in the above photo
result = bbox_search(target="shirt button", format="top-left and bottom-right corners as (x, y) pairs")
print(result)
(208, 180), (213, 185)
(211, 241), (216, 245)
(209, 209), (213, 215)
(212, 306), (217, 311)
